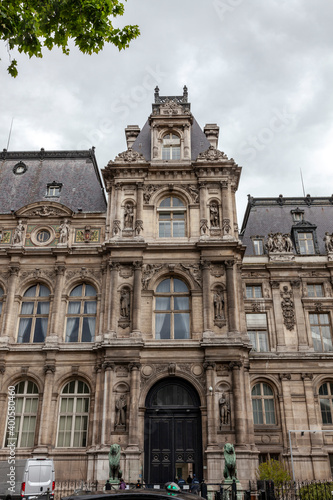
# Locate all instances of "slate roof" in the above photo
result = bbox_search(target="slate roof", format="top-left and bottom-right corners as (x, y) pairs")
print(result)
(240, 195), (333, 256)
(0, 149), (107, 214)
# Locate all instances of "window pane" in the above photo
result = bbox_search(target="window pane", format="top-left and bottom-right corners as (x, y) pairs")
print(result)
(320, 399), (333, 424)
(70, 285), (83, 297)
(264, 399), (276, 424)
(252, 384), (261, 396)
(263, 384), (273, 396)
(173, 222), (185, 237)
(173, 212), (185, 220)
(156, 297), (170, 311)
(17, 318), (32, 343)
(21, 302), (34, 315)
(157, 279), (170, 293)
(39, 285), (50, 297)
(33, 318), (48, 342)
(85, 285), (97, 296)
(84, 301), (97, 314)
(174, 279), (188, 293)
(174, 313), (190, 339)
(174, 297), (189, 310)
(37, 301), (50, 314)
(160, 198), (171, 207)
(159, 212), (171, 220)
(319, 383), (329, 396)
(159, 222), (171, 237)
(66, 318), (80, 342)
(252, 399), (263, 424)
(155, 314), (170, 339)
(68, 302), (81, 314)
(172, 197), (184, 207)
(24, 286), (37, 297)
(82, 317), (95, 342)
(258, 332), (269, 352)
(248, 331), (256, 349)
(246, 314), (267, 328)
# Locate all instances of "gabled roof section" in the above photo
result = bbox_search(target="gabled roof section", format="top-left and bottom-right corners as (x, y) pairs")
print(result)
(240, 195), (333, 255)
(0, 148), (107, 214)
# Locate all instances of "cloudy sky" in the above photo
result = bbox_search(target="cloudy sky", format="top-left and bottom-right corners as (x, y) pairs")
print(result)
(1, 0), (332, 222)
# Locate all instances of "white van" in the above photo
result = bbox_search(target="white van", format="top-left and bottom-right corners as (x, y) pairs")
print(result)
(0, 458), (55, 500)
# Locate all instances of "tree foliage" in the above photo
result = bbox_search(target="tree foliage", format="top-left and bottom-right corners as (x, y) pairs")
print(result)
(0, 0), (140, 77)
(299, 482), (333, 500)
(257, 459), (291, 488)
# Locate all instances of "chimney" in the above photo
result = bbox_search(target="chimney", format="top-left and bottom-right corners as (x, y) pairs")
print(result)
(204, 124), (220, 149)
(125, 125), (141, 149)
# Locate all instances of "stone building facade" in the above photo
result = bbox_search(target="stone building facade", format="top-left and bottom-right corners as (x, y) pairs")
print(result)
(0, 88), (332, 487)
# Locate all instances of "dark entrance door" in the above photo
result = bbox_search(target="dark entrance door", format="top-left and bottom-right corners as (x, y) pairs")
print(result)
(144, 377), (202, 485)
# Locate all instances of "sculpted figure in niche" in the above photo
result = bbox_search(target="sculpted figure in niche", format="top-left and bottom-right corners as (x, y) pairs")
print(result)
(209, 202), (220, 227)
(124, 203), (134, 229)
(13, 220), (25, 244)
(213, 290), (224, 319)
(59, 219), (70, 243)
(115, 394), (127, 427)
(219, 392), (230, 426)
(120, 289), (130, 318)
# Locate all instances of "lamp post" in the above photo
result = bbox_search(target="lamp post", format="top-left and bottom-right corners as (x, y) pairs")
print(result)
(288, 429), (333, 481)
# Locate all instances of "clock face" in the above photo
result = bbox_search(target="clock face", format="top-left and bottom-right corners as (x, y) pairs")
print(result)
(13, 163), (27, 175)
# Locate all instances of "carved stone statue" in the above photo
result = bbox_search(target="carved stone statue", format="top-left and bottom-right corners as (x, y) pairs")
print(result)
(59, 219), (70, 244)
(115, 394), (127, 427)
(213, 290), (224, 319)
(265, 232), (294, 253)
(209, 202), (220, 227)
(324, 232), (333, 253)
(223, 443), (237, 480)
(108, 443), (121, 479)
(13, 220), (25, 245)
(219, 392), (230, 426)
(124, 203), (134, 229)
(120, 289), (130, 318)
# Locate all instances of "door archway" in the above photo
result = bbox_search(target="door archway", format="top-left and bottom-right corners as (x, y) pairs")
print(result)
(144, 377), (202, 485)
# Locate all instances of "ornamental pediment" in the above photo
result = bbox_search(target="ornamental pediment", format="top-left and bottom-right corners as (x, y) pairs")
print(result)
(196, 145), (229, 161)
(113, 148), (147, 163)
(16, 202), (72, 218)
(158, 99), (190, 116)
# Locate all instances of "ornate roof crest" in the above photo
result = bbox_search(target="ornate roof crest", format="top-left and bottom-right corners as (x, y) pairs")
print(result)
(114, 147), (147, 163)
(196, 145), (229, 161)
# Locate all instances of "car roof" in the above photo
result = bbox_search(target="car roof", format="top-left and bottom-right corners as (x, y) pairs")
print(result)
(61, 490), (198, 500)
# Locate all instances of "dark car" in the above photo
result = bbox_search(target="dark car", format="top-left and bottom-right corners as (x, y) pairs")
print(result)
(61, 486), (198, 500)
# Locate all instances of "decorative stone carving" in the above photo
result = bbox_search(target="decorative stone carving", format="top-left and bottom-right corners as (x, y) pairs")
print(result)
(143, 184), (162, 203)
(112, 219), (121, 236)
(200, 219), (209, 235)
(197, 145), (228, 161)
(13, 219), (25, 245)
(123, 203), (134, 229)
(219, 392), (231, 427)
(115, 394), (127, 428)
(279, 373), (291, 380)
(168, 363), (176, 376)
(324, 232), (333, 260)
(135, 219), (143, 235)
(59, 219), (70, 244)
(184, 185), (199, 203)
(210, 264), (225, 278)
(142, 264), (163, 290)
(301, 373), (313, 380)
(209, 202), (220, 227)
(30, 206), (58, 217)
(114, 147), (146, 163)
(213, 288), (225, 323)
(120, 288), (130, 318)
(266, 232), (294, 253)
(181, 263), (202, 288)
(222, 218), (231, 236)
(280, 286), (295, 330)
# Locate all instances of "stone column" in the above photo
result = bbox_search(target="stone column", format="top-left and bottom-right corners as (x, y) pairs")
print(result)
(231, 185), (239, 240)
(221, 181), (232, 237)
(204, 362), (217, 446)
(49, 263), (65, 339)
(39, 364), (56, 448)
(199, 183), (208, 235)
(135, 183), (144, 236)
(202, 260), (212, 333)
(91, 362), (103, 446)
(3, 263), (20, 343)
(302, 373), (323, 450)
(128, 363), (140, 447)
(105, 182), (113, 240)
(108, 262), (119, 337)
(132, 262), (142, 335)
(291, 280), (308, 350)
(270, 281), (286, 349)
(102, 362), (114, 445)
(229, 361), (246, 445)
(279, 374), (295, 450)
(244, 365), (256, 447)
(184, 124), (190, 159)
(112, 183), (122, 237)
(225, 260), (237, 333)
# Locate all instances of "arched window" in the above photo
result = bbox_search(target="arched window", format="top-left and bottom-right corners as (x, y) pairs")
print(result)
(57, 380), (90, 447)
(155, 278), (190, 340)
(158, 196), (186, 237)
(252, 382), (276, 425)
(162, 133), (181, 160)
(17, 284), (50, 343)
(65, 283), (97, 342)
(319, 382), (333, 424)
(5, 381), (39, 447)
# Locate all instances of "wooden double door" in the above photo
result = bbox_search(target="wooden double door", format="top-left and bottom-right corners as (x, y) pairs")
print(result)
(144, 378), (202, 485)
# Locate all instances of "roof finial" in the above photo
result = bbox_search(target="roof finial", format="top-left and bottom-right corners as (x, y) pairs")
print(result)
(154, 86), (160, 102)
(183, 85), (188, 101)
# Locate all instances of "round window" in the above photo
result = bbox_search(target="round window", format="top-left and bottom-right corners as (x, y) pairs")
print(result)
(31, 226), (55, 246)
(36, 229), (51, 243)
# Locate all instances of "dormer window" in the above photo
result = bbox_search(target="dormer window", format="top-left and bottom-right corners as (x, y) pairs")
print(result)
(162, 133), (181, 160)
(47, 182), (62, 197)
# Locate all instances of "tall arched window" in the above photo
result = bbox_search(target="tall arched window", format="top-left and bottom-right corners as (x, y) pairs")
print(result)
(319, 382), (333, 424)
(5, 381), (39, 447)
(65, 283), (97, 342)
(252, 382), (276, 425)
(17, 284), (50, 343)
(158, 196), (186, 237)
(162, 133), (181, 160)
(57, 380), (90, 447)
(155, 278), (190, 340)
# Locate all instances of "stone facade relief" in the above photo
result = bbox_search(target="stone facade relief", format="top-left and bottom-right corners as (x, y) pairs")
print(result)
(123, 203), (134, 230)
(13, 219), (25, 245)
(59, 219), (70, 244)
(280, 286), (296, 330)
(209, 202), (220, 227)
(114, 394), (127, 428)
(213, 288), (225, 326)
(266, 232), (294, 253)
(219, 392), (231, 428)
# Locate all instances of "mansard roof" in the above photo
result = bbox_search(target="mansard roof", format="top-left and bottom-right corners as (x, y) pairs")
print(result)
(0, 149), (107, 214)
(240, 195), (333, 255)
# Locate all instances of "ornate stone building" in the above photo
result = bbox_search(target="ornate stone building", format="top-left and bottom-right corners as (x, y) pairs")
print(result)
(0, 88), (332, 487)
